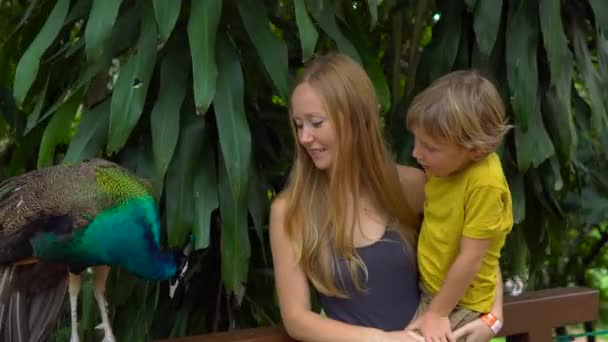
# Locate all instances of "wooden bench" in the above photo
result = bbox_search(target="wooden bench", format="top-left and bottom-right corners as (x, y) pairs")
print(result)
(158, 287), (599, 342)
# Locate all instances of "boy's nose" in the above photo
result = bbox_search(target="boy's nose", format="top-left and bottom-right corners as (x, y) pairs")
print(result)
(412, 145), (422, 160)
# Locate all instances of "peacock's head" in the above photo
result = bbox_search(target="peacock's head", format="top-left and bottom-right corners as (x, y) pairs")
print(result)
(169, 237), (194, 298)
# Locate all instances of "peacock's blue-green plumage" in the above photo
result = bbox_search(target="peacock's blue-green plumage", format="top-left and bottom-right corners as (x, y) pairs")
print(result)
(31, 196), (177, 280)
(0, 158), (192, 342)
(0, 158), (187, 280)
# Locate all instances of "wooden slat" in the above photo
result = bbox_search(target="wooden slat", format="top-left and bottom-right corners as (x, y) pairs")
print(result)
(157, 287), (599, 342)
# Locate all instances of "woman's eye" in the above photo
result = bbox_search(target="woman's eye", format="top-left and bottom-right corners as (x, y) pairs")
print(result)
(312, 120), (324, 128)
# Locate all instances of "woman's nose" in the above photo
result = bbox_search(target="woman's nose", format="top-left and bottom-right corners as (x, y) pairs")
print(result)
(298, 127), (314, 144)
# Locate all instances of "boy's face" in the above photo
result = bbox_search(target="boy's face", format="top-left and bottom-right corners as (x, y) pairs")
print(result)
(411, 127), (477, 178)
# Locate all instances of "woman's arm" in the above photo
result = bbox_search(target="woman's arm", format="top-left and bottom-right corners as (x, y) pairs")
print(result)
(395, 165), (426, 216)
(270, 196), (389, 342)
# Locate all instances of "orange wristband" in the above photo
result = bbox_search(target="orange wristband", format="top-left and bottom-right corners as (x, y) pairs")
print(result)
(480, 312), (502, 335)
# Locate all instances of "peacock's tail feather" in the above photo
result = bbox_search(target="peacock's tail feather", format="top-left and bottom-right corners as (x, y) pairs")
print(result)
(0, 264), (67, 342)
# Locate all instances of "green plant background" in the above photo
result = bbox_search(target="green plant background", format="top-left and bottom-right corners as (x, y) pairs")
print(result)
(0, 0), (607, 340)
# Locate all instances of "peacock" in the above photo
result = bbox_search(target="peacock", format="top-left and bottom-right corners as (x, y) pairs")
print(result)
(0, 158), (192, 342)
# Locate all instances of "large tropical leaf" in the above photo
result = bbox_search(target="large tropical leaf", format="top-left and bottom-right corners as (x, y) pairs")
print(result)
(219, 152), (250, 293)
(294, 0), (319, 62)
(308, 0), (361, 63)
(193, 136), (218, 250)
(152, 0), (181, 43)
(107, 1), (157, 154)
(63, 99), (110, 163)
(473, 0), (502, 56)
(188, 0), (221, 115)
(37, 88), (83, 168)
(84, 0), (123, 62)
(237, 0), (290, 99)
(166, 107), (204, 248)
(13, 0), (69, 105)
(572, 18), (608, 135)
(151, 41), (189, 190)
(506, 0), (538, 132)
(539, 0), (576, 163)
(214, 35), (251, 204)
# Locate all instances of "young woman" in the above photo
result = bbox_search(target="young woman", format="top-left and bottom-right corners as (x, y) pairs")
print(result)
(270, 53), (502, 342)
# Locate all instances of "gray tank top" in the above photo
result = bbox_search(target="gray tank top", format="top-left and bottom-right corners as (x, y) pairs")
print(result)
(317, 230), (419, 331)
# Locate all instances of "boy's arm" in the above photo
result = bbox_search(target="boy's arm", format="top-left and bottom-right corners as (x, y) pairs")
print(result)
(490, 266), (504, 320)
(427, 237), (492, 316)
(453, 265), (504, 340)
(407, 237), (491, 341)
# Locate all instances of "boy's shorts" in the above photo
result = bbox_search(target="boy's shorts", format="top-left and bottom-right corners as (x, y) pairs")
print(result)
(411, 286), (481, 341)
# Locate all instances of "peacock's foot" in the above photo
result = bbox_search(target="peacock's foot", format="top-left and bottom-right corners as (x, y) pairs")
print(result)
(96, 322), (116, 342)
(101, 335), (116, 342)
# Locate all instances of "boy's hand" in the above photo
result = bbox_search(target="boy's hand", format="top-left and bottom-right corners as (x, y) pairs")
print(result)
(453, 317), (495, 341)
(406, 311), (455, 342)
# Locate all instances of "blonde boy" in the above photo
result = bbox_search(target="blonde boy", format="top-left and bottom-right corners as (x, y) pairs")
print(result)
(405, 70), (513, 341)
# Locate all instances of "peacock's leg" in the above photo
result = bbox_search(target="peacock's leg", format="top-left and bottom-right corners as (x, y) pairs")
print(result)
(68, 272), (81, 342)
(93, 265), (116, 342)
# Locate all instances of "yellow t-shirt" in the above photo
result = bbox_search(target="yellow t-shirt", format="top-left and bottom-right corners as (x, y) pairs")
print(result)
(417, 153), (513, 313)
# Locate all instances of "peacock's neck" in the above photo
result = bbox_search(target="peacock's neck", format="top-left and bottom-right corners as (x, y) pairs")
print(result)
(125, 249), (178, 280)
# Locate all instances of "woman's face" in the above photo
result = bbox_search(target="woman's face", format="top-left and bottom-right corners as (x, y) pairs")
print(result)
(291, 83), (336, 171)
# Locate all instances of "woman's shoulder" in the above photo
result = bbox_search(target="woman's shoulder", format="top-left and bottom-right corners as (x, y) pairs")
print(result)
(270, 193), (288, 217)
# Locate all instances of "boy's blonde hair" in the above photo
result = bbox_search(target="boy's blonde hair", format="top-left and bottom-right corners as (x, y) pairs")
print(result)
(406, 70), (512, 155)
(283, 53), (419, 297)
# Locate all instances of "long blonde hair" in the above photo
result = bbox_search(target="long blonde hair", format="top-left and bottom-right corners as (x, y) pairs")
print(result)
(283, 53), (420, 297)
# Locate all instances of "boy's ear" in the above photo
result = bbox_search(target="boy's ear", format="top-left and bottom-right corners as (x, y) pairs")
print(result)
(469, 148), (485, 161)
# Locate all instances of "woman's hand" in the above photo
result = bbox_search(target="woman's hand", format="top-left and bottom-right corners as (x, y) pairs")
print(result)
(382, 330), (425, 342)
(453, 318), (495, 342)
(406, 311), (455, 342)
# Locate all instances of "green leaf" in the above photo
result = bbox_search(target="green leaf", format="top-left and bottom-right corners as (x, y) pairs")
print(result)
(237, 0), (290, 99)
(107, 1), (157, 154)
(219, 152), (250, 293)
(188, 0), (221, 115)
(589, 0), (608, 34)
(514, 99), (555, 171)
(152, 0), (181, 43)
(367, 0), (379, 29)
(84, 0), (123, 62)
(539, 0), (576, 163)
(572, 19), (608, 134)
(465, 0), (478, 11)
(63, 99), (110, 163)
(506, 168), (525, 224)
(13, 0), (70, 105)
(214, 35), (252, 204)
(506, 0), (538, 131)
(248, 165), (269, 264)
(151, 43), (188, 191)
(308, 0), (361, 63)
(26, 75), (50, 133)
(193, 138), (218, 250)
(166, 107), (204, 248)
(38, 88), (83, 168)
(294, 1), (318, 62)
(473, 0), (502, 56)
(417, 0), (463, 83)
